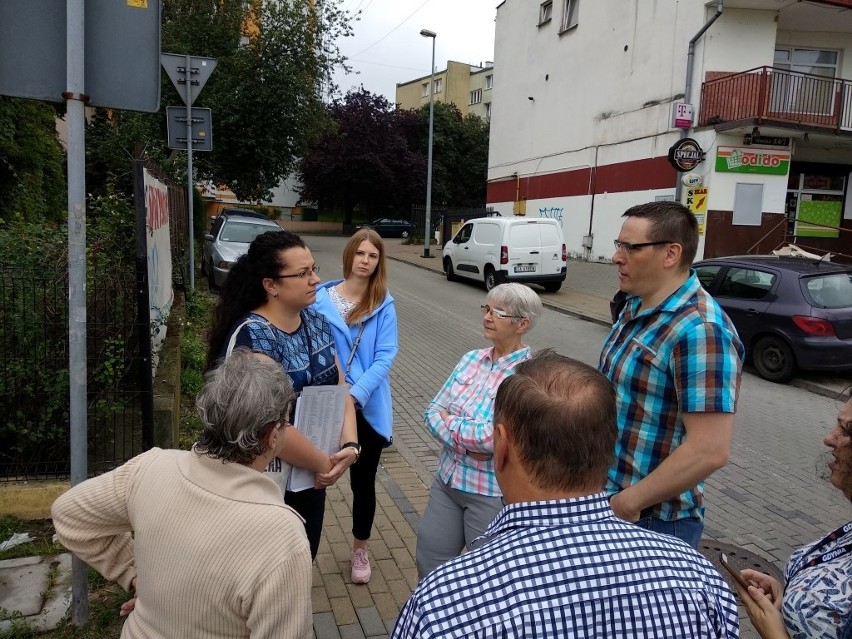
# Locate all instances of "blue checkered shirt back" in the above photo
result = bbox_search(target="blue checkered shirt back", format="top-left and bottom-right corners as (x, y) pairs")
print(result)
(391, 493), (739, 639)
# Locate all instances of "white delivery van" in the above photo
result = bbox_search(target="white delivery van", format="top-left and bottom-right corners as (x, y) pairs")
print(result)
(442, 216), (567, 292)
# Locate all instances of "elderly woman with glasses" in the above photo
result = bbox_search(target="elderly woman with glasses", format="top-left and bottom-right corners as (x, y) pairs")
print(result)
(415, 283), (542, 579)
(52, 349), (313, 638)
(206, 230), (358, 559)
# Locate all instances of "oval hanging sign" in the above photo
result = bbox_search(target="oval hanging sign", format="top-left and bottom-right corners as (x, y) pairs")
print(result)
(668, 137), (704, 172)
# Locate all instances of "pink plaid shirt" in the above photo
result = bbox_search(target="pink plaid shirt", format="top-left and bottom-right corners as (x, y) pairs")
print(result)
(424, 346), (531, 497)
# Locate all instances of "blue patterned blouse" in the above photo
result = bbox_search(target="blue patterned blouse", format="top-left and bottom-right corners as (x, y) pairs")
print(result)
(783, 521), (852, 639)
(224, 309), (339, 393)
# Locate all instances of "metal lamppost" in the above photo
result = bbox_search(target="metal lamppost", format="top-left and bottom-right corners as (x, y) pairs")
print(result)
(420, 28), (436, 258)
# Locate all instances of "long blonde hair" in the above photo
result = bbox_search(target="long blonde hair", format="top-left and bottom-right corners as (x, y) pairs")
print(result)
(342, 229), (388, 325)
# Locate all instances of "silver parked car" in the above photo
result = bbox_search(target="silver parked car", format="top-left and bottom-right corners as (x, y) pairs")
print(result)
(201, 209), (283, 289)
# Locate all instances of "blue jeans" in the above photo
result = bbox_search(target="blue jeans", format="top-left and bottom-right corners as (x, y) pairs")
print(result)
(636, 516), (703, 549)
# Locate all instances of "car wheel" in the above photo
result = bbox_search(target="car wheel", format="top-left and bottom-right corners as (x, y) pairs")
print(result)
(484, 267), (499, 291)
(542, 282), (562, 293)
(207, 262), (218, 292)
(753, 336), (797, 383)
(401, 230), (410, 238)
(444, 258), (457, 282)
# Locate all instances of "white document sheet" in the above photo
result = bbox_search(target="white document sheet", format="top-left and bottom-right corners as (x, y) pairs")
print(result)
(288, 385), (347, 492)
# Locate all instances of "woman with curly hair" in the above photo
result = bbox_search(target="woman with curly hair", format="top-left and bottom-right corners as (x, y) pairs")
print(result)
(207, 230), (358, 559)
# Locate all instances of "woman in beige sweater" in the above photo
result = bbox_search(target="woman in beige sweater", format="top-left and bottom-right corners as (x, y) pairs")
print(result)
(51, 349), (312, 638)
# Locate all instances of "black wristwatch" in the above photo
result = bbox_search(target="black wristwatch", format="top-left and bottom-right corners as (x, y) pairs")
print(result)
(341, 441), (361, 461)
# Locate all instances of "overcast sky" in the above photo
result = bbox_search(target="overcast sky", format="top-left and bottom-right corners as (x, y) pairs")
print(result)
(331, 0), (498, 102)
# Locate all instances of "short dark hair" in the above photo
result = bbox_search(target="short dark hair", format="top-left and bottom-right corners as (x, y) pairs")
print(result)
(494, 350), (616, 492)
(623, 201), (698, 267)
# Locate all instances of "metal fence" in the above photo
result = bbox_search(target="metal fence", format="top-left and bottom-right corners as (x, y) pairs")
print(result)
(0, 166), (188, 481)
(0, 264), (143, 480)
(699, 66), (852, 132)
(409, 205), (493, 244)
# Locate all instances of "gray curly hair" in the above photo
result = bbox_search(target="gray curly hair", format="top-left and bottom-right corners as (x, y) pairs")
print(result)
(487, 283), (543, 330)
(195, 348), (295, 464)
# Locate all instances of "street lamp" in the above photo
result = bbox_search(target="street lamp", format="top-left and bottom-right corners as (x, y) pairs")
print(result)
(420, 28), (436, 258)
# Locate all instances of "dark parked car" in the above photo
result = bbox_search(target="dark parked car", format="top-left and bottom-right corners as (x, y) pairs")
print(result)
(357, 218), (415, 238)
(201, 209), (283, 289)
(692, 255), (852, 382)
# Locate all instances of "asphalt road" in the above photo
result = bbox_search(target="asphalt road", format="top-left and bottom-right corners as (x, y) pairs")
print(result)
(307, 235), (849, 570)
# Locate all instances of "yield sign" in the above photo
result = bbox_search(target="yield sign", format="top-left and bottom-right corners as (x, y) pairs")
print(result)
(160, 53), (216, 106)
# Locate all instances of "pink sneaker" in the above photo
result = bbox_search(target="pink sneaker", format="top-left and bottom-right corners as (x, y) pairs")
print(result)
(351, 548), (371, 584)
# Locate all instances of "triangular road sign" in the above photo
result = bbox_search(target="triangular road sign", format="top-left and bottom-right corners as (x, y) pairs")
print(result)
(161, 53), (217, 106)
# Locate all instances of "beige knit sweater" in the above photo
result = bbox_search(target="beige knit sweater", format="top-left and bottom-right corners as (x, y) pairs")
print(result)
(51, 448), (312, 638)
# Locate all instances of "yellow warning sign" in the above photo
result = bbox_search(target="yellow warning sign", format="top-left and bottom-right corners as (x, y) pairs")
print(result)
(686, 187), (708, 235)
(128, 0), (148, 8)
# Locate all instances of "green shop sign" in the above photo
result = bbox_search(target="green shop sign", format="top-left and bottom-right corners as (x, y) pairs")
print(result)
(715, 146), (790, 175)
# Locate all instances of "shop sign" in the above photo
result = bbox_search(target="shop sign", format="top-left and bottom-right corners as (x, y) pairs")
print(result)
(744, 134), (790, 147)
(716, 146), (790, 175)
(668, 138), (704, 172)
(681, 172), (703, 187)
(686, 187), (708, 235)
(671, 102), (694, 129)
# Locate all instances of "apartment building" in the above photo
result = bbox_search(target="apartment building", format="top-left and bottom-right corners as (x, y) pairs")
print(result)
(396, 60), (494, 118)
(487, 0), (852, 260)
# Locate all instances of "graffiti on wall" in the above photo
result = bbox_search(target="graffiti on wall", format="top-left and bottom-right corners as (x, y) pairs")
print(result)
(539, 207), (564, 223)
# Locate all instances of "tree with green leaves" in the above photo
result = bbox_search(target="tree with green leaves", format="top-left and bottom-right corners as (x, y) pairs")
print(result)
(88, 0), (353, 202)
(420, 102), (489, 208)
(298, 88), (425, 223)
(0, 97), (66, 222)
(298, 92), (489, 222)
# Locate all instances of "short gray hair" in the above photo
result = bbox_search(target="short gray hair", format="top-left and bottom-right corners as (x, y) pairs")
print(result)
(488, 283), (543, 330)
(194, 348), (295, 465)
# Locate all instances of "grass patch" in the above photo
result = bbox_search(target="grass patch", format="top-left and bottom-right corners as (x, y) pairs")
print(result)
(0, 515), (62, 561)
(178, 287), (214, 450)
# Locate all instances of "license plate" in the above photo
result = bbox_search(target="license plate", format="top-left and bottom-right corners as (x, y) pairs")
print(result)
(514, 264), (536, 273)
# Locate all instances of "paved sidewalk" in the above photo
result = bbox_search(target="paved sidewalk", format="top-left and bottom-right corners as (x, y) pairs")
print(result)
(311, 448), (427, 639)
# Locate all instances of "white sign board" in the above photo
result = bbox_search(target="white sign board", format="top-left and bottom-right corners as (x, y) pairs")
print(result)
(672, 102), (694, 129)
(143, 169), (174, 369)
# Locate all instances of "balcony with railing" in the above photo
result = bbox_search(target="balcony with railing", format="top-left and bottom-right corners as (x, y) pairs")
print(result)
(699, 66), (852, 134)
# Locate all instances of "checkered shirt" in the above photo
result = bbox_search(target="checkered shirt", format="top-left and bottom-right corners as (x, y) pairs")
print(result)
(424, 346), (531, 497)
(391, 493), (740, 639)
(598, 271), (744, 521)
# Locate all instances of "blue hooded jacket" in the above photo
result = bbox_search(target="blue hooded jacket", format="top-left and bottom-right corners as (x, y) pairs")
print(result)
(313, 280), (398, 443)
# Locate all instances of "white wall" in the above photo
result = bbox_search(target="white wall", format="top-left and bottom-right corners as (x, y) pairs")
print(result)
(488, 0), (852, 263)
(489, 0), (708, 180)
(700, 9), (778, 90)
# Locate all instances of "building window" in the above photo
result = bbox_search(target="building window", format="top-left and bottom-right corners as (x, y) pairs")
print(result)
(560, 0), (579, 33)
(421, 82), (429, 97)
(772, 47), (838, 116)
(470, 89), (482, 105)
(484, 102), (491, 119)
(485, 74), (493, 90)
(539, 1), (553, 25)
(434, 78), (443, 93)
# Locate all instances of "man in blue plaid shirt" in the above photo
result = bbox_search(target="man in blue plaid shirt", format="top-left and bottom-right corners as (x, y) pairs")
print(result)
(391, 352), (739, 639)
(599, 201), (744, 548)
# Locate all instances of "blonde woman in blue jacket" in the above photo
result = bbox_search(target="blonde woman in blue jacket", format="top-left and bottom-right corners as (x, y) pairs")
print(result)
(314, 229), (399, 584)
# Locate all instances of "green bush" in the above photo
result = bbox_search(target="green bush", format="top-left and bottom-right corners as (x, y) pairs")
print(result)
(0, 193), (137, 476)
